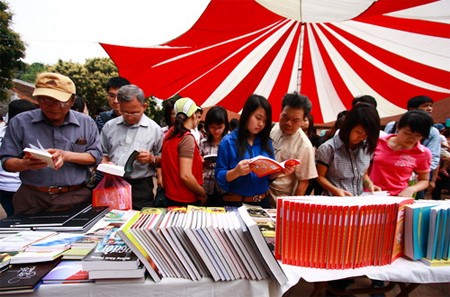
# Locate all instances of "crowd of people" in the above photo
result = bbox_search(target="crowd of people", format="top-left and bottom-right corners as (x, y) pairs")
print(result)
(0, 72), (448, 221)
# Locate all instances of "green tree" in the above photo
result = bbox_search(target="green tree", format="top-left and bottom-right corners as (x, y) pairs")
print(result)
(19, 62), (47, 83)
(48, 58), (118, 116)
(0, 1), (26, 101)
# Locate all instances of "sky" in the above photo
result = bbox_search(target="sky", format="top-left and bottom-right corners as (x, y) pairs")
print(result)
(7, 0), (210, 64)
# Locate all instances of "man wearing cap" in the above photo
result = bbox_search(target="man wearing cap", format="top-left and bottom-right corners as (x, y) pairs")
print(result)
(100, 84), (163, 210)
(0, 72), (102, 214)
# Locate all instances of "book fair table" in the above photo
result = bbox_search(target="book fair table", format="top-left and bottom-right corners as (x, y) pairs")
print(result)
(25, 258), (449, 297)
(279, 258), (450, 297)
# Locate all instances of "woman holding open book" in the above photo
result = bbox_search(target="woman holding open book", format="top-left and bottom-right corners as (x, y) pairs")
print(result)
(316, 103), (381, 196)
(215, 94), (294, 208)
(200, 106), (229, 207)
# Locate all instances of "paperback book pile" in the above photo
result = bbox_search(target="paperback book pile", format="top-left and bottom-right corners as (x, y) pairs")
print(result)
(117, 205), (287, 285)
(275, 195), (414, 269)
(81, 215), (145, 282)
(404, 201), (450, 266)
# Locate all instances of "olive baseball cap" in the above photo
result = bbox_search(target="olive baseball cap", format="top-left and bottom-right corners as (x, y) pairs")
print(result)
(33, 72), (76, 102)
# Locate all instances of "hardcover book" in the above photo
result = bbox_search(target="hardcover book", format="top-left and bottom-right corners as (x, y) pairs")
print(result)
(248, 155), (300, 178)
(0, 258), (61, 294)
(82, 224), (140, 271)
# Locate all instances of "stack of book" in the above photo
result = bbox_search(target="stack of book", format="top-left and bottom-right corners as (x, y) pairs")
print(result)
(117, 205), (287, 285)
(275, 195), (414, 269)
(81, 216), (145, 283)
(404, 201), (450, 266)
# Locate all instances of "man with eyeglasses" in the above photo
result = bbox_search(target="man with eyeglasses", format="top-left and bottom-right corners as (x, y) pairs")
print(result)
(100, 84), (163, 210)
(268, 92), (318, 207)
(94, 76), (130, 132)
(0, 72), (102, 214)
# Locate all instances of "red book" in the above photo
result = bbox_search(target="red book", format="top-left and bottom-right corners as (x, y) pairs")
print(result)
(249, 155), (301, 178)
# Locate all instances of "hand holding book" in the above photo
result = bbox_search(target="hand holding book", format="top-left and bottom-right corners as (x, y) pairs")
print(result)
(23, 140), (58, 170)
(248, 155), (300, 178)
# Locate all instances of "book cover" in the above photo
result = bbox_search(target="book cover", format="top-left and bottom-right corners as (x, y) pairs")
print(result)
(248, 155), (301, 178)
(0, 258), (61, 293)
(8, 204), (92, 228)
(42, 260), (91, 284)
(34, 205), (110, 233)
(0, 231), (56, 252)
(82, 224), (140, 271)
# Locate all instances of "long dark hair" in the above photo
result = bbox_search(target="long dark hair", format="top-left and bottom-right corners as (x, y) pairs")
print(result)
(338, 103), (380, 154)
(237, 94), (272, 157)
(205, 106), (229, 144)
(167, 113), (189, 140)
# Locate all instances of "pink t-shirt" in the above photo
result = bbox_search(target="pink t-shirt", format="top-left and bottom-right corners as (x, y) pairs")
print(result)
(369, 134), (431, 196)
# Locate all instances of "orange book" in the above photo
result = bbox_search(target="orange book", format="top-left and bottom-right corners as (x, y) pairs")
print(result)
(249, 155), (301, 178)
(327, 205), (338, 269)
(274, 197), (284, 260)
(298, 202), (309, 267)
(336, 205), (349, 269)
(382, 203), (397, 265)
(291, 201), (302, 266)
(281, 199), (292, 264)
(344, 205), (358, 269)
(390, 197), (414, 262)
(313, 204), (326, 268)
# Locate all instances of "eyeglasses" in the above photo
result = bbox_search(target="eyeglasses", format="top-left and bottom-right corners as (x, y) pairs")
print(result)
(38, 97), (71, 108)
(122, 111), (142, 117)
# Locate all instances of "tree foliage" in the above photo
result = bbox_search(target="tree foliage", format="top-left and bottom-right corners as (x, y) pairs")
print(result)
(42, 58), (163, 122)
(19, 62), (47, 83)
(0, 1), (26, 101)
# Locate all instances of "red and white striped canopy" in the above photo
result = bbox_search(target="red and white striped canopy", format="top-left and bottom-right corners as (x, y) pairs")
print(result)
(101, 0), (450, 123)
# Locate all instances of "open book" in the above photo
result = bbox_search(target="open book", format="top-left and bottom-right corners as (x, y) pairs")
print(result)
(23, 148), (55, 170)
(203, 154), (217, 163)
(249, 155), (301, 178)
(97, 150), (140, 177)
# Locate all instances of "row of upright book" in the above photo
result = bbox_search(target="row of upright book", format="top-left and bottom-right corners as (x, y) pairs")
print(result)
(404, 201), (450, 266)
(116, 204), (287, 285)
(274, 195), (415, 269)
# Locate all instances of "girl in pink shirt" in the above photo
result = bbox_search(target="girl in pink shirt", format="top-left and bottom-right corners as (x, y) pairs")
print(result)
(370, 110), (433, 197)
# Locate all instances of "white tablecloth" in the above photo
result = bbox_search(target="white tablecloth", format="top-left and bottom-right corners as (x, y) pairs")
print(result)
(280, 258), (450, 294)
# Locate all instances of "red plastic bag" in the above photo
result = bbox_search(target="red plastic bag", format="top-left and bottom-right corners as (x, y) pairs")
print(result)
(92, 174), (132, 210)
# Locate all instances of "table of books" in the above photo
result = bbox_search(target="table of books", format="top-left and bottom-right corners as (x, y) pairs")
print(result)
(29, 258), (449, 297)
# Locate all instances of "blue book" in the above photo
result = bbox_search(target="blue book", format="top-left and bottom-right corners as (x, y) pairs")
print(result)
(404, 203), (437, 260)
(435, 207), (448, 260)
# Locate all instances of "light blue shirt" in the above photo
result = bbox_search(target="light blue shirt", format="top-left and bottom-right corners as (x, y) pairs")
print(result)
(101, 114), (163, 179)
